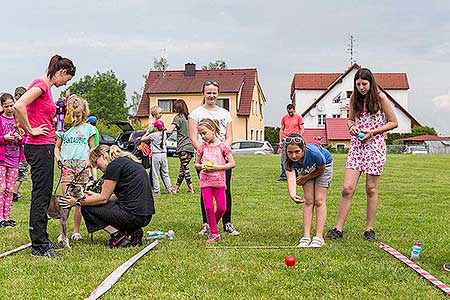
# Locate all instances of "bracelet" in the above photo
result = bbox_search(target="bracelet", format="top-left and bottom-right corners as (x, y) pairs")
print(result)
(348, 124), (355, 130)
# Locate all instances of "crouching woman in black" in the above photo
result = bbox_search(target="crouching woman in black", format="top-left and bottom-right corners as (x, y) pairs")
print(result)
(59, 145), (155, 248)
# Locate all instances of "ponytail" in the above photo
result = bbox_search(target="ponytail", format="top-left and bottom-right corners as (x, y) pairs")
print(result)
(47, 54), (76, 79)
(89, 145), (140, 167)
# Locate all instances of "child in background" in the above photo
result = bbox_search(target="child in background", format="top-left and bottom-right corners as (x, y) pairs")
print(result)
(194, 118), (235, 243)
(13, 86), (28, 202)
(147, 105), (162, 130)
(285, 133), (333, 248)
(55, 95), (96, 241)
(148, 120), (173, 195)
(0, 93), (25, 228)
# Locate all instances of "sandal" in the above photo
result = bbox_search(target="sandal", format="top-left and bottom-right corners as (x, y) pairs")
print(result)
(309, 236), (325, 248)
(297, 236), (311, 248)
(71, 233), (83, 241)
(325, 228), (343, 240)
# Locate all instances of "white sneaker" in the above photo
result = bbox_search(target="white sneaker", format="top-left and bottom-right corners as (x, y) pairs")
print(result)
(224, 223), (240, 236)
(297, 236), (311, 248)
(309, 236), (325, 248)
(198, 223), (210, 235)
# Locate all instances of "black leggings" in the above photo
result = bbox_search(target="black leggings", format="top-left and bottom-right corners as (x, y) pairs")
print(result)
(25, 144), (55, 253)
(199, 168), (233, 227)
(176, 151), (193, 186)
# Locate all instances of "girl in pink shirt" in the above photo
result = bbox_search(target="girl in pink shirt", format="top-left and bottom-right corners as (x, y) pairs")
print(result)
(0, 93), (24, 228)
(194, 118), (235, 243)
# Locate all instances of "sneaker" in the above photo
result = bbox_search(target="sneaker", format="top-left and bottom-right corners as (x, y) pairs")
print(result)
(206, 234), (221, 243)
(31, 248), (62, 258)
(1, 220), (15, 228)
(198, 223), (210, 236)
(130, 228), (144, 246)
(309, 236), (325, 248)
(297, 236), (311, 248)
(12, 193), (19, 202)
(6, 220), (16, 227)
(326, 228), (344, 240)
(108, 232), (132, 248)
(224, 223), (240, 236)
(277, 177), (287, 182)
(49, 241), (65, 251)
(17, 193), (22, 200)
(364, 229), (376, 241)
(443, 263), (450, 272)
(71, 233), (83, 241)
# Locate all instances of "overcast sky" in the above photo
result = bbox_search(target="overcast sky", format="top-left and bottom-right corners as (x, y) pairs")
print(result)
(1, 1), (449, 134)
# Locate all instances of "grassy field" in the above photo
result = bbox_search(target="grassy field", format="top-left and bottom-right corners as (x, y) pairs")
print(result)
(1, 154), (449, 299)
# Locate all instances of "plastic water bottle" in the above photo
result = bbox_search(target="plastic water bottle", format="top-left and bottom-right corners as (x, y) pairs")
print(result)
(167, 230), (175, 240)
(358, 132), (365, 140)
(147, 231), (166, 239)
(410, 241), (422, 260)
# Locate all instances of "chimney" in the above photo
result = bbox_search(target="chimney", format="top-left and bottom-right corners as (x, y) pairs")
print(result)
(184, 63), (196, 76)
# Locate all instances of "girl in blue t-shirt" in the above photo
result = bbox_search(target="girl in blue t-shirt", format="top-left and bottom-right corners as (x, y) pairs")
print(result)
(55, 95), (96, 243)
(284, 133), (333, 248)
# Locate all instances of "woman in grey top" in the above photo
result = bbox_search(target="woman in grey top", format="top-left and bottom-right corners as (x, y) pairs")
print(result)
(166, 99), (195, 194)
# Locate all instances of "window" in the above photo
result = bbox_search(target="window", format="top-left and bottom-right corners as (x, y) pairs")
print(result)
(250, 129), (254, 140)
(332, 93), (341, 103)
(216, 98), (230, 111)
(336, 144), (345, 152)
(241, 141), (256, 149)
(231, 142), (240, 150)
(318, 114), (326, 127)
(332, 114), (341, 118)
(256, 130), (259, 140)
(157, 99), (177, 113)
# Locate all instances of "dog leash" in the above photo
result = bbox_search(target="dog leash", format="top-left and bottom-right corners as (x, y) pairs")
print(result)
(53, 162), (88, 194)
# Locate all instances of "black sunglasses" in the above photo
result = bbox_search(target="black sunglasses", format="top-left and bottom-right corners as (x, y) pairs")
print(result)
(203, 80), (219, 87)
(285, 136), (304, 145)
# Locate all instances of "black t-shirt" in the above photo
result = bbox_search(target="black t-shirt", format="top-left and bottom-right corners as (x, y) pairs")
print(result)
(103, 157), (155, 216)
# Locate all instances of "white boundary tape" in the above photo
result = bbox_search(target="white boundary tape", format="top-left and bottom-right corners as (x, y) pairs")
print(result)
(0, 243), (32, 259)
(376, 242), (450, 295)
(86, 240), (160, 300)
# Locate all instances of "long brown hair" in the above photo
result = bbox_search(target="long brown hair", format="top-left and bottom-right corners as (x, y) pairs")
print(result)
(173, 99), (189, 119)
(351, 68), (382, 117)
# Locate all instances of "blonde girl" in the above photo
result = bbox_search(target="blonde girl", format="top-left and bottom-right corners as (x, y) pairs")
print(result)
(55, 95), (96, 241)
(194, 118), (235, 243)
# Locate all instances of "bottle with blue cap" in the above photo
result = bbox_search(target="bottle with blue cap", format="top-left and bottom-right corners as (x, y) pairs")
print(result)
(358, 132), (366, 140)
(410, 241), (422, 260)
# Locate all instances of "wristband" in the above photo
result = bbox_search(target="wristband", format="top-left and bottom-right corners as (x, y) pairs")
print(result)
(348, 124), (356, 130)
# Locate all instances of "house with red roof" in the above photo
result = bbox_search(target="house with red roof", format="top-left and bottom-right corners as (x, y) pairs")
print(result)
(135, 63), (266, 141)
(290, 64), (421, 148)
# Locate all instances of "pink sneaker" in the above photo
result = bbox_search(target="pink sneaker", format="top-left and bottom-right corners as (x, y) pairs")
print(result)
(206, 234), (221, 243)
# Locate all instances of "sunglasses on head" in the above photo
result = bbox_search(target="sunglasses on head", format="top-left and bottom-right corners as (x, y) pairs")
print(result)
(203, 80), (219, 87)
(285, 136), (304, 145)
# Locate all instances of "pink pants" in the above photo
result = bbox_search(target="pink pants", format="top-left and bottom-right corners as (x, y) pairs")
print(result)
(201, 187), (226, 235)
(0, 166), (19, 220)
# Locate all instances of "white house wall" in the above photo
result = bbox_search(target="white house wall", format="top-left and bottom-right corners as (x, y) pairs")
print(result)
(294, 90), (323, 114)
(296, 69), (412, 133)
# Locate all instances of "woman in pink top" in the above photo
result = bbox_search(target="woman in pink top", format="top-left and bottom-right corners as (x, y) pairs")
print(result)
(194, 118), (235, 243)
(14, 54), (76, 258)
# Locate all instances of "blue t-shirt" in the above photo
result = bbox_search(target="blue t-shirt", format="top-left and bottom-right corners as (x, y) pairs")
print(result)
(57, 123), (96, 161)
(290, 144), (332, 176)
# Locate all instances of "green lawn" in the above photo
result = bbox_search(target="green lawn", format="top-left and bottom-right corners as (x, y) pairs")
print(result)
(1, 154), (449, 299)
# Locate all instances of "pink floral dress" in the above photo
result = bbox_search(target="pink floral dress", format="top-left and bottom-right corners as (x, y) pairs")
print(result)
(346, 109), (386, 176)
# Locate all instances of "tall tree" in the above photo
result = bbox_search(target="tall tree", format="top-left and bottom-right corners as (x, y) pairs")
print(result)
(202, 60), (227, 70)
(62, 70), (128, 122)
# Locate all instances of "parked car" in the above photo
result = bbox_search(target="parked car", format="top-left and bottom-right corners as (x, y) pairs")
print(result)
(99, 132), (116, 146)
(230, 140), (274, 155)
(403, 145), (428, 155)
(166, 132), (177, 156)
(112, 121), (146, 152)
